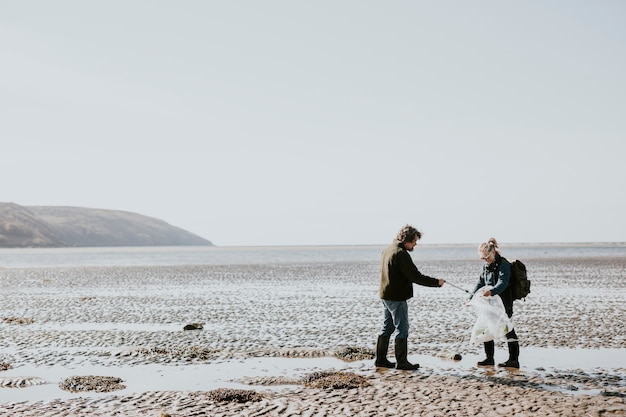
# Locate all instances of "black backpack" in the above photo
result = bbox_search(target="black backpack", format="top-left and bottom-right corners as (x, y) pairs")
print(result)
(503, 258), (531, 301)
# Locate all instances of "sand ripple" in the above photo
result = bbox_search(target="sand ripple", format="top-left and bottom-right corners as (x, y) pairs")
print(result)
(0, 376), (47, 388)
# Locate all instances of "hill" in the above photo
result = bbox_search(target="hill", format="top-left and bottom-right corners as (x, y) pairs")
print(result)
(0, 202), (213, 248)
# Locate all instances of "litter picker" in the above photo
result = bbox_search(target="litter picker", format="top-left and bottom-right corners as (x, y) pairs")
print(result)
(445, 280), (471, 294)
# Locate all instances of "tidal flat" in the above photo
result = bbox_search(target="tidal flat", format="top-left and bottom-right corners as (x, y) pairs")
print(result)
(0, 248), (625, 416)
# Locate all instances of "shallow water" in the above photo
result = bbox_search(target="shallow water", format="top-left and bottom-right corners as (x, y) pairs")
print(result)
(1, 242), (625, 268)
(1, 347), (624, 403)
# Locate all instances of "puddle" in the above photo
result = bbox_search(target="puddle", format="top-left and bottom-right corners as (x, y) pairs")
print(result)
(26, 323), (184, 332)
(1, 348), (624, 403)
(0, 357), (358, 403)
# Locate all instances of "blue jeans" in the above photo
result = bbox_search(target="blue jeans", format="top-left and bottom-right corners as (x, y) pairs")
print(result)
(379, 299), (409, 339)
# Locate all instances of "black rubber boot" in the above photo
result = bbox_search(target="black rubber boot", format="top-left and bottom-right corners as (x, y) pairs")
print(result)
(499, 341), (520, 368)
(374, 335), (395, 368)
(477, 340), (495, 366)
(394, 338), (419, 370)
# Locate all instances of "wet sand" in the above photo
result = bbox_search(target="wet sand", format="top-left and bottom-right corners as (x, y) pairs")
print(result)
(1, 256), (625, 416)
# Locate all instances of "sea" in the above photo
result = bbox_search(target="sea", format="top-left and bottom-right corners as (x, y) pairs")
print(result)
(1, 242), (624, 268)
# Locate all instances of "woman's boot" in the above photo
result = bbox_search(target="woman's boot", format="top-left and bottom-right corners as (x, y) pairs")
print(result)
(499, 341), (520, 368)
(374, 335), (395, 368)
(394, 338), (419, 370)
(477, 340), (495, 366)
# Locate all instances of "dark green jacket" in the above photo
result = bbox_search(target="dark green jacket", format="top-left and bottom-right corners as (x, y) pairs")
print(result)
(379, 240), (440, 301)
(470, 254), (513, 317)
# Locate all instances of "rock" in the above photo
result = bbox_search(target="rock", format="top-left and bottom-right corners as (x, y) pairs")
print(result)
(183, 323), (204, 331)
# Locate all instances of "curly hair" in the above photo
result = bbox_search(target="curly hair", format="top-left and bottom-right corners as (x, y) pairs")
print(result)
(396, 225), (422, 243)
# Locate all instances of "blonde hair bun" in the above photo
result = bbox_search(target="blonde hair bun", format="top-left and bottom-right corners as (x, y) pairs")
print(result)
(479, 237), (500, 255)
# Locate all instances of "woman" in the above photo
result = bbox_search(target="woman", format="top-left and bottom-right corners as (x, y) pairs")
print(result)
(469, 238), (520, 368)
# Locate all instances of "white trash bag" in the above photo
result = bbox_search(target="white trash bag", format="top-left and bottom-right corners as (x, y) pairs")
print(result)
(469, 286), (514, 344)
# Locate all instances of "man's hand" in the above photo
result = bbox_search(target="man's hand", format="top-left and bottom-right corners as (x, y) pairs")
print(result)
(438, 279), (445, 287)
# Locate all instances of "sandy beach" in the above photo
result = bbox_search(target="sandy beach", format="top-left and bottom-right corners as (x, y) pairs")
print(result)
(1, 249), (625, 416)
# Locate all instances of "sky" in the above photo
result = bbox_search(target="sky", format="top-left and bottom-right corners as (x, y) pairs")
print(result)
(1, 1), (625, 246)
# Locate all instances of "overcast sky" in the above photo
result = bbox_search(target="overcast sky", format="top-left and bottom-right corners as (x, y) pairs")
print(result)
(1, 1), (625, 246)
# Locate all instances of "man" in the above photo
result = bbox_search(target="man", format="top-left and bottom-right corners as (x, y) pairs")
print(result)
(375, 225), (445, 370)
